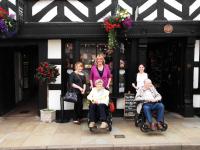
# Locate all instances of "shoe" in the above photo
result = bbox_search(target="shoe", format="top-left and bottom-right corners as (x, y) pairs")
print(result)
(157, 122), (164, 130)
(89, 122), (95, 128)
(150, 123), (156, 131)
(73, 120), (80, 124)
(100, 122), (108, 129)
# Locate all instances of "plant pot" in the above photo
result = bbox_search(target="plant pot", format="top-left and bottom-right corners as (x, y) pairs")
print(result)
(40, 109), (56, 123)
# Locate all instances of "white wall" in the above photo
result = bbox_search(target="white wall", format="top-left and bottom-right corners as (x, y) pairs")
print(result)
(193, 40), (200, 108)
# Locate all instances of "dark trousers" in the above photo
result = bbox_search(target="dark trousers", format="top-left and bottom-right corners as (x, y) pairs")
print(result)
(89, 104), (107, 122)
(73, 93), (83, 120)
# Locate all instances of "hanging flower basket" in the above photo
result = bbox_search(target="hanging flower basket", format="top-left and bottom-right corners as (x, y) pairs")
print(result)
(0, 7), (17, 37)
(35, 61), (60, 84)
(103, 8), (133, 50)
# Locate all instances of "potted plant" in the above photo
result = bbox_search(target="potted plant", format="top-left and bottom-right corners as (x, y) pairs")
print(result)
(35, 61), (60, 122)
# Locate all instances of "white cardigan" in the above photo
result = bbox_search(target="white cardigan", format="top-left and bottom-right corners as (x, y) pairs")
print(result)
(87, 87), (110, 106)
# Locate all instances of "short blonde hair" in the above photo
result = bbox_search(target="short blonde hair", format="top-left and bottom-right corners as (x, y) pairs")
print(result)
(95, 79), (104, 86)
(75, 61), (83, 70)
(95, 54), (105, 65)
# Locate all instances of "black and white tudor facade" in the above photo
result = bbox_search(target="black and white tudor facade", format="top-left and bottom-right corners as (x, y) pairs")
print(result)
(0, 0), (200, 118)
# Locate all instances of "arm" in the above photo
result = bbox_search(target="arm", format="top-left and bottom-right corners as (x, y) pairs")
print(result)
(152, 88), (162, 101)
(90, 80), (93, 89)
(72, 83), (83, 91)
(135, 88), (144, 101)
(106, 65), (112, 88)
(87, 88), (94, 101)
(81, 75), (86, 94)
(89, 66), (94, 88)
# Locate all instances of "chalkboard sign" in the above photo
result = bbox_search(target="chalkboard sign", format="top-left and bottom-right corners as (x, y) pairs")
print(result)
(124, 93), (137, 117)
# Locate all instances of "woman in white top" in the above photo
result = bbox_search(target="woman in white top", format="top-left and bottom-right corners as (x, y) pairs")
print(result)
(132, 64), (148, 90)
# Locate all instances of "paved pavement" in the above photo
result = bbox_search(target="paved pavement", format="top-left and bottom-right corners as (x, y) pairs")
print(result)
(0, 112), (200, 150)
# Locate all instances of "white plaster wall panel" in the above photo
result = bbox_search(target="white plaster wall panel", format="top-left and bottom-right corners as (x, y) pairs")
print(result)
(68, 0), (88, 17)
(96, 0), (111, 15)
(193, 67), (199, 89)
(8, 8), (16, 20)
(97, 12), (111, 22)
(194, 40), (200, 62)
(164, 0), (182, 12)
(32, 0), (54, 16)
(39, 6), (57, 22)
(143, 10), (157, 21)
(48, 90), (61, 110)
(193, 95), (200, 108)
(164, 9), (182, 20)
(194, 14), (200, 20)
(139, 0), (157, 14)
(189, 0), (200, 16)
(48, 39), (61, 59)
(64, 6), (83, 22)
(50, 65), (61, 84)
(8, 0), (16, 5)
(48, 90), (75, 110)
(118, 0), (133, 15)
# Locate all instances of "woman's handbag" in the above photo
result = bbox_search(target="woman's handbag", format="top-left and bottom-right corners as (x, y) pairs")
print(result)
(63, 91), (77, 103)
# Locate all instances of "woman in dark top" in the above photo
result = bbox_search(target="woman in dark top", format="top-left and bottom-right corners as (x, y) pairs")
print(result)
(69, 62), (86, 124)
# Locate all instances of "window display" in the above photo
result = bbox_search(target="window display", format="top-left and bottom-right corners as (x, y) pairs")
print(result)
(119, 43), (126, 94)
(80, 42), (113, 94)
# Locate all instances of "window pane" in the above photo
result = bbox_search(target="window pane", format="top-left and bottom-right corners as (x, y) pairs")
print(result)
(119, 43), (126, 94)
(64, 42), (74, 70)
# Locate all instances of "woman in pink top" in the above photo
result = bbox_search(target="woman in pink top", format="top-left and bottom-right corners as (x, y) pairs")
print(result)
(89, 54), (111, 89)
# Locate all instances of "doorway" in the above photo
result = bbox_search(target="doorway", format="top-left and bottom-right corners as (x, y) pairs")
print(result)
(0, 46), (39, 117)
(146, 38), (186, 113)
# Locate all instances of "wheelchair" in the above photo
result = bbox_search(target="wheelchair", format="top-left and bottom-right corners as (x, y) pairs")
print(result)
(134, 101), (168, 132)
(87, 103), (112, 132)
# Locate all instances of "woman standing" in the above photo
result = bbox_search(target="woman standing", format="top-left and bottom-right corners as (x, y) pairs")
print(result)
(69, 62), (86, 124)
(89, 54), (111, 89)
(132, 64), (148, 90)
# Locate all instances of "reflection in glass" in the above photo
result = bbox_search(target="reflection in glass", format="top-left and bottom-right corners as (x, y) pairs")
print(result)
(119, 43), (126, 94)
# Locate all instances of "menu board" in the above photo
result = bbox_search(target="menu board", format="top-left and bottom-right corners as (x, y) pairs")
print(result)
(124, 93), (137, 117)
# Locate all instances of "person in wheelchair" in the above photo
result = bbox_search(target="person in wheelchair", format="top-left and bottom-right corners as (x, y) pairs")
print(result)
(87, 79), (110, 129)
(135, 79), (165, 131)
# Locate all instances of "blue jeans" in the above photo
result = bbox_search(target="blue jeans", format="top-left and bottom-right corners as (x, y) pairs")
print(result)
(143, 102), (164, 124)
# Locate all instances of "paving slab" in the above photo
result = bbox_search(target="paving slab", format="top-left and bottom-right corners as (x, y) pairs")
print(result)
(0, 112), (200, 150)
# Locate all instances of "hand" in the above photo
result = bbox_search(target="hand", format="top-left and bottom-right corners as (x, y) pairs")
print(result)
(90, 85), (93, 89)
(81, 89), (85, 94)
(106, 85), (109, 90)
(132, 83), (136, 88)
(79, 87), (84, 92)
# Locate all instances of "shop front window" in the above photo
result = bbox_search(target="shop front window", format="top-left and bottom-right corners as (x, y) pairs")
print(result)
(64, 42), (74, 74)
(80, 42), (113, 94)
(119, 42), (126, 95)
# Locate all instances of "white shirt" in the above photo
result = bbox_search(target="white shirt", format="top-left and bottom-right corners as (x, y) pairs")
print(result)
(136, 73), (148, 88)
(143, 90), (155, 101)
(87, 87), (109, 106)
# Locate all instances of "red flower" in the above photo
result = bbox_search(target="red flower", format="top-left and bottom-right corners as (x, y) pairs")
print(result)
(35, 62), (60, 83)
